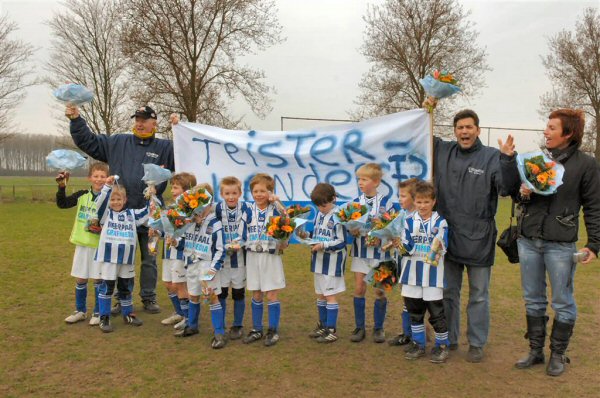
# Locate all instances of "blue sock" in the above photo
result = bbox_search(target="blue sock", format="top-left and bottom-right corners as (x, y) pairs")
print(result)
(219, 298), (227, 328)
(411, 323), (426, 347)
(354, 297), (366, 329)
(98, 282), (111, 317)
(326, 303), (339, 329)
(169, 293), (183, 316)
(211, 303), (225, 335)
(401, 306), (412, 337)
(188, 301), (200, 329)
(317, 299), (327, 325)
(251, 298), (263, 331)
(435, 331), (449, 347)
(120, 295), (133, 316)
(233, 298), (245, 327)
(373, 298), (387, 330)
(93, 282), (101, 314)
(75, 282), (87, 313)
(179, 298), (189, 320)
(268, 301), (281, 331)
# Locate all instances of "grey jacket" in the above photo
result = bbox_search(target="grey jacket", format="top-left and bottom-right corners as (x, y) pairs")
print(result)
(434, 137), (519, 267)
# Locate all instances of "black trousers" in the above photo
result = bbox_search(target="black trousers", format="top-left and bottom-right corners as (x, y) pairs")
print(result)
(404, 296), (447, 333)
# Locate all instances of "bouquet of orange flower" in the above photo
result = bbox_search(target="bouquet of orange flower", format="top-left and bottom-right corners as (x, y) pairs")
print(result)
(516, 151), (565, 195)
(365, 260), (398, 292)
(159, 207), (193, 239)
(286, 204), (312, 219)
(335, 202), (371, 234)
(266, 215), (298, 241)
(176, 186), (212, 216)
(419, 69), (461, 112)
(366, 211), (405, 248)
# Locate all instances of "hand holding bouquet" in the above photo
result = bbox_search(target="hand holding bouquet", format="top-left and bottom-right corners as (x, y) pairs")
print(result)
(516, 151), (564, 195)
(425, 237), (443, 267)
(335, 202), (371, 235)
(419, 69), (461, 112)
(368, 211), (404, 248)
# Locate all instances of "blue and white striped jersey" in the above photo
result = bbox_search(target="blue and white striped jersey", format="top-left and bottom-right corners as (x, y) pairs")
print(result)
(94, 184), (149, 265)
(351, 193), (395, 260)
(183, 212), (226, 271)
(310, 208), (347, 277)
(215, 201), (249, 268)
(400, 211), (449, 288)
(238, 203), (282, 255)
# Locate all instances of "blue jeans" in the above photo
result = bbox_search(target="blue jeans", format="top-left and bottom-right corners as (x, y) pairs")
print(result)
(517, 238), (577, 324)
(138, 230), (158, 302)
(443, 260), (491, 348)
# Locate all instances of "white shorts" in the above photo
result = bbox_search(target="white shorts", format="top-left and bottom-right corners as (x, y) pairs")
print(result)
(186, 260), (222, 297)
(351, 257), (379, 274)
(162, 259), (187, 283)
(71, 245), (101, 279)
(314, 273), (346, 296)
(401, 284), (443, 301)
(246, 251), (285, 292)
(97, 261), (135, 281)
(220, 266), (246, 289)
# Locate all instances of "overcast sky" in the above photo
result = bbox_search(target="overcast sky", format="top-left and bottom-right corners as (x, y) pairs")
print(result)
(1, 0), (597, 151)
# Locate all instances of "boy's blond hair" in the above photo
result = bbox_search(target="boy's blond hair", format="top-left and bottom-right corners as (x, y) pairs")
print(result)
(89, 162), (109, 176)
(398, 178), (419, 198)
(249, 173), (275, 192)
(110, 185), (127, 198)
(195, 182), (214, 197)
(171, 172), (197, 191)
(356, 163), (383, 181)
(220, 176), (242, 193)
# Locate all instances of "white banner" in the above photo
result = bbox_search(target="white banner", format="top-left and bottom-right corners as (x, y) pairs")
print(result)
(173, 109), (431, 203)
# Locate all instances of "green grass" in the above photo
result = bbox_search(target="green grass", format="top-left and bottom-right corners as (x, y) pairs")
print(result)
(0, 178), (598, 397)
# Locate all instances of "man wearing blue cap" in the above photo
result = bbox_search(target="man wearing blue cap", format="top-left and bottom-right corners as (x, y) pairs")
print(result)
(66, 104), (175, 314)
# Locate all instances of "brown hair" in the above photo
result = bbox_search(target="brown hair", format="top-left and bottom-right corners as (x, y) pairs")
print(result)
(89, 162), (109, 177)
(548, 108), (585, 148)
(414, 180), (435, 200)
(398, 178), (418, 197)
(310, 183), (336, 206)
(171, 172), (197, 191)
(453, 109), (480, 127)
(356, 163), (383, 181)
(220, 176), (242, 193)
(195, 182), (214, 197)
(250, 173), (275, 192)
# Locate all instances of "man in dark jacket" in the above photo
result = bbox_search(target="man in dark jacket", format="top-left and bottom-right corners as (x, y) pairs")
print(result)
(66, 105), (175, 314)
(434, 109), (519, 362)
(499, 108), (600, 377)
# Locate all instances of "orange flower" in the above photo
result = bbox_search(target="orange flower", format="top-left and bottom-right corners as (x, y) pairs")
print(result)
(547, 169), (556, 178)
(536, 173), (548, 184)
(198, 193), (208, 200)
(350, 212), (362, 220)
(271, 216), (281, 225)
(188, 199), (198, 208)
(546, 162), (555, 168)
(527, 162), (541, 175)
(281, 225), (293, 233)
(352, 203), (361, 209)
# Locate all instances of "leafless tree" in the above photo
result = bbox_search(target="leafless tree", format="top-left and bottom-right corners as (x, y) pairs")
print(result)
(120, 0), (283, 128)
(352, 0), (490, 122)
(46, 0), (132, 136)
(540, 7), (600, 159)
(0, 14), (35, 142)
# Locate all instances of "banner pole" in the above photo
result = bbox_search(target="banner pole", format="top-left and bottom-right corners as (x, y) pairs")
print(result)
(430, 107), (435, 182)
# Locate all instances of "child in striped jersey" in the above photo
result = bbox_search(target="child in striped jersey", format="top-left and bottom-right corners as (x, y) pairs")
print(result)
(175, 183), (228, 350)
(151, 172), (196, 331)
(306, 183), (347, 343)
(239, 173), (288, 347)
(57, 162), (108, 326)
(388, 178), (418, 347)
(349, 163), (395, 343)
(214, 176), (250, 340)
(400, 181), (450, 363)
(94, 176), (150, 333)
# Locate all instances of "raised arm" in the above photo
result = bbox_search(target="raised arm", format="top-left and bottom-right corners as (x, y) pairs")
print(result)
(67, 105), (110, 162)
(95, 184), (112, 225)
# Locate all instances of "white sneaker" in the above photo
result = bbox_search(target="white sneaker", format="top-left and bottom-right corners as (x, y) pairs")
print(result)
(161, 313), (184, 325)
(89, 313), (101, 326)
(65, 311), (86, 324)
(174, 318), (187, 330)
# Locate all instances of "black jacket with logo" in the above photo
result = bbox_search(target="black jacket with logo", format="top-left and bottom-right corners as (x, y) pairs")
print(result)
(70, 116), (175, 211)
(434, 137), (520, 267)
(501, 144), (600, 256)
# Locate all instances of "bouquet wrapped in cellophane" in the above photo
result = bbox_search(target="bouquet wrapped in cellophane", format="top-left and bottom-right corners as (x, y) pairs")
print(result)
(516, 151), (564, 195)
(334, 202), (371, 234)
(365, 260), (399, 292)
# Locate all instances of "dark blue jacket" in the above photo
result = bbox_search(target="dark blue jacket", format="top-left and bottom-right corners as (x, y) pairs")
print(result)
(70, 116), (174, 212)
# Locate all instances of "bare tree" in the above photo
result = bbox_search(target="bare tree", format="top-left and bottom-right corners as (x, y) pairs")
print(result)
(120, 0), (283, 128)
(0, 14), (35, 142)
(353, 0), (490, 121)
(47, 0), (132, 136)
(540, 7), (600, 159)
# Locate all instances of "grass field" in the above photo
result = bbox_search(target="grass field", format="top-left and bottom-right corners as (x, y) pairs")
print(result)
(0, 178), (598, 397)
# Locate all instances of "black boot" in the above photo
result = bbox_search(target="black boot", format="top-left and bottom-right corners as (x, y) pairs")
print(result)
(515, 315), (548, 369)
(546, 319), (573, 377)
